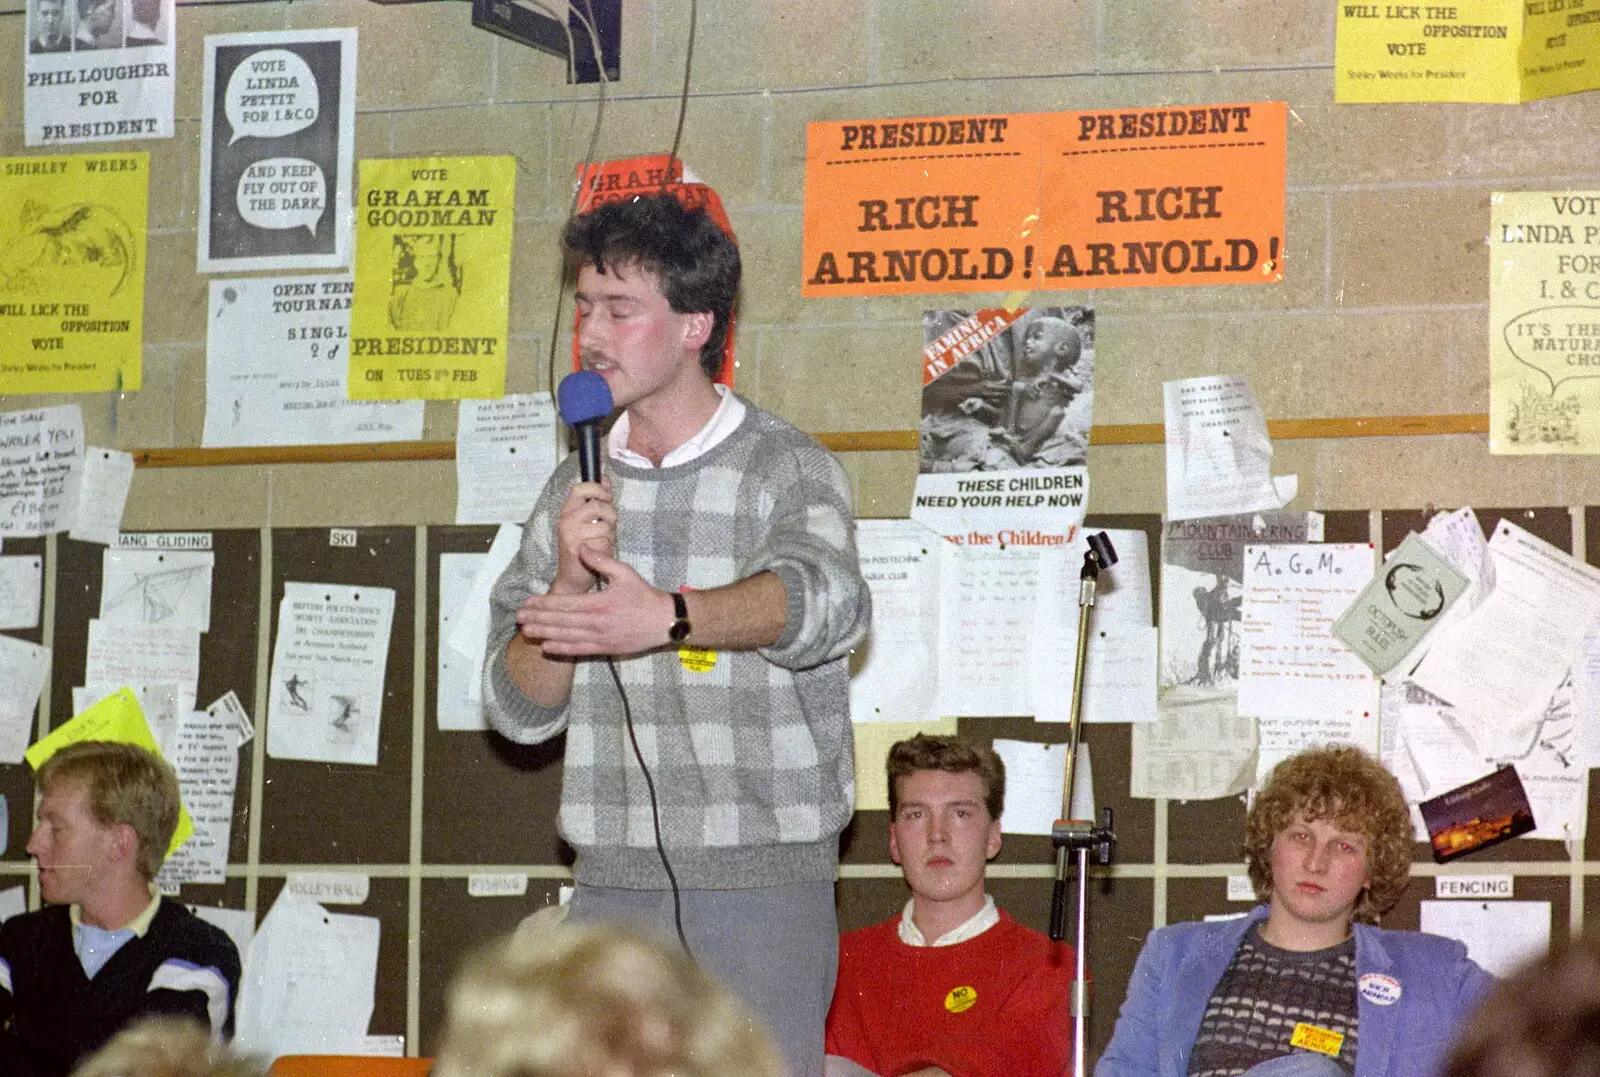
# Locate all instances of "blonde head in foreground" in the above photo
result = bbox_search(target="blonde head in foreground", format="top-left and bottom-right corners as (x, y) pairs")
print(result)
(69, 1017), (265, 1077)
(433, 920), (785, 1077)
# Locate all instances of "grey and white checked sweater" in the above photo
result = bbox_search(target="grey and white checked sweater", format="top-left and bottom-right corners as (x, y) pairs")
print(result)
(483, 401), (871, 890)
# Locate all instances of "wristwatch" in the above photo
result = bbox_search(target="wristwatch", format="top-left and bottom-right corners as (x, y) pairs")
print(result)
(668, 591), (692, 643)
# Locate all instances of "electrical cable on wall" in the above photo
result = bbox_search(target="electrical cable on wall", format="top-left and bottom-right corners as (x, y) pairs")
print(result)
(662, 0), (696, 188)
(542, 0), (608, 438)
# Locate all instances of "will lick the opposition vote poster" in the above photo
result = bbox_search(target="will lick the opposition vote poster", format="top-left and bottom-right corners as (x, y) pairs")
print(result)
(0, 153), (148, 393)
(1336, 0), (1600, 103)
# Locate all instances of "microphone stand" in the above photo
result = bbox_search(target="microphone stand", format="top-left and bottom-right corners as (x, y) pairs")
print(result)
(1048, 531), (1119, 1077)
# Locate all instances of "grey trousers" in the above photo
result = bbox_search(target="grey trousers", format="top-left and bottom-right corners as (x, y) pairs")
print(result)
(568, 879), (838, 1077)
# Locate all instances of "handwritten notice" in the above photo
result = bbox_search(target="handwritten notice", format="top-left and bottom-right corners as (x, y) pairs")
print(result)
(0, 634), (50, 764)
(69, 447), (134, 544)
(84, 620), (201, 697)
(1240, 543), (1376, 709)
(154, 708), (239, 889)
(1239, 543), (1379, 780)
(1422, 507), (1495, 618)
(991, 739), (1070, 835)
(851, 520), (946, 724)
(0, 555), (44, 629)
(937, 547), (1040, 717)
(1032, 528), (1158, 724)
(437, 552), (487, 732)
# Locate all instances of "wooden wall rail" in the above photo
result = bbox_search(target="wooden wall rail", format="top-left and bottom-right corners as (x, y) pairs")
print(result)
(129, 413), (1490, 469)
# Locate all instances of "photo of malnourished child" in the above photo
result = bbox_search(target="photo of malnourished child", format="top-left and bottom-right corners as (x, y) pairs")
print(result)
(920, 306), (1094, 474)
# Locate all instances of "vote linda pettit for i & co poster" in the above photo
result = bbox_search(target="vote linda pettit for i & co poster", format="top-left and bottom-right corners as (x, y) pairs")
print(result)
(199, 28), (356, 274)
(1489, 190), (1600, 454)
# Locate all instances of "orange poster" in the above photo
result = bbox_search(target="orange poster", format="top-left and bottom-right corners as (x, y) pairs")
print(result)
(803, 103), (1287, 298)
(570, 155), (736, 388)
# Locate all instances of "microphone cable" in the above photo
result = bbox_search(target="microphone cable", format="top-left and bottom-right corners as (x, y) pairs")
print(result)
(604, 654), (692, 958)
(561, 380), (688, 958)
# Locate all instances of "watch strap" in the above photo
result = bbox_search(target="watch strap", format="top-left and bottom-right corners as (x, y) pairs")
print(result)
(669, 591), (691, 642)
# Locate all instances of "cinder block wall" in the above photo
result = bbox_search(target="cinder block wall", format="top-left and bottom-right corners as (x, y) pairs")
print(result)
(4, 1), (1598, 1059)
(3, 0), (1593, 524)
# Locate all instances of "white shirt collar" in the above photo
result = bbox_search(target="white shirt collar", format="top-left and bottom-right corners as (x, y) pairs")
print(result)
(609, 384), (745, 469)
(70, 888), (161, 937)
(897, 893), (999, 947)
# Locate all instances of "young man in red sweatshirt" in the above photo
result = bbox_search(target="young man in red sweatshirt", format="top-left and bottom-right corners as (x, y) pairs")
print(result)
(826, 734), (1076, 1077)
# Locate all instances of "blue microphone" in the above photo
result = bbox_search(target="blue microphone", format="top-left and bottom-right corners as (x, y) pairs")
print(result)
(557, 370), (615, 484)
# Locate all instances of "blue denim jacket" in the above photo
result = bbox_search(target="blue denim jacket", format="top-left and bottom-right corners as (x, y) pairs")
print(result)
(1094, 905), (1495, 1077)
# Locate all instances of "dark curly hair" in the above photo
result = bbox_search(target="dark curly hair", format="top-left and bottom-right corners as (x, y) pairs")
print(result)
(563, 195), (740, 379)
(1243, 745), (1412, 923)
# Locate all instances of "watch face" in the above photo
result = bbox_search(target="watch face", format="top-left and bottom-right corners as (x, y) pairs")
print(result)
(669, 620), (691, 643)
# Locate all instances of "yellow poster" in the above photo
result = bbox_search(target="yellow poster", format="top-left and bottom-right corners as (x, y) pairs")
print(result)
(26, 688), (195, 856)
(349, 156), (515, 400)
(1336, 0), (1600, 102)
(852, 718), (958, 811)
(1522, 2), (1600, 99)
(0, 153), (148, 393)
(1488, 190), (1600, 454)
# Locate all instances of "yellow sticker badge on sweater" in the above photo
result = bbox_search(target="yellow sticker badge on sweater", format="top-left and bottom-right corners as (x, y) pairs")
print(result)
(944, 986), (977, 1013)
(1290, 1023), (1344, 1058)
(678, 646), (717, 673)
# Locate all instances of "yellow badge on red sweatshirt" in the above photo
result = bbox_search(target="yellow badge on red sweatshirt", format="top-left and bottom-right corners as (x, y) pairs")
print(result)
(944, 985), (977, 1013)
(1290, 1023), (1344, 1057)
